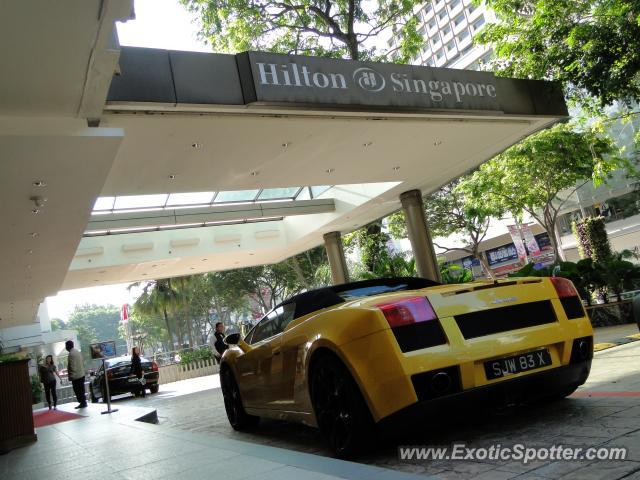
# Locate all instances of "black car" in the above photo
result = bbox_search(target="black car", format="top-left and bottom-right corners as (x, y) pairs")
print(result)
(89, 355), (159, 402)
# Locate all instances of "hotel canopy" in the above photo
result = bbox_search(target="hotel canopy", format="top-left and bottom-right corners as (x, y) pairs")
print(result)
(0, 0), (567, 329)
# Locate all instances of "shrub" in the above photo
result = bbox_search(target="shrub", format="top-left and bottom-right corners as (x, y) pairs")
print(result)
(31, 374), (42, 404)
(180, 347), (214, 365)
(573, 216), (612, 262)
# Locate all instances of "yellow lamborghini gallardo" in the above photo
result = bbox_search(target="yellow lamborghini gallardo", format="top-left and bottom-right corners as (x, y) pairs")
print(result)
(220, 276), (593, 456)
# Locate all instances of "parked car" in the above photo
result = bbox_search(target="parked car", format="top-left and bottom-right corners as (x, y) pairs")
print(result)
(220, 276), (593, 457)
(89, 355), (159, 402)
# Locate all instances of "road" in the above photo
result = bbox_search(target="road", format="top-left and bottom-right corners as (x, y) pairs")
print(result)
(108, 327), (640, 479)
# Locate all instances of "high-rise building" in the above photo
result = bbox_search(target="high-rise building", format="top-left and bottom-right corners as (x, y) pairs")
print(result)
(389, 0), (494, 70)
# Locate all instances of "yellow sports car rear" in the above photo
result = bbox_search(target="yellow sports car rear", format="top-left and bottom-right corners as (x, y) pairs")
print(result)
(220, 276), (593, 457)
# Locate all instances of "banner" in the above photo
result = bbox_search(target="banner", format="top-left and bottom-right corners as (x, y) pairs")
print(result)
(507, 225), (527, 262)
(521, 223), (541, 257)
(121, 304), (129, 323)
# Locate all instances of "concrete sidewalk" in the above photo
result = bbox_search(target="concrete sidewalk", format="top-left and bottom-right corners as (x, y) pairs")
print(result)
(2, 403), (431, 480)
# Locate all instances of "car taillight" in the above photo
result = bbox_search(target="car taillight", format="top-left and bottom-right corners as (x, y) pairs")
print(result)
(152, 361), (158, 372)
(550, 277), (578, 298)
(376, 296), (438, 328)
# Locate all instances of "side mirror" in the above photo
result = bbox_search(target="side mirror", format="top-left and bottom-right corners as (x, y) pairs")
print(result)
(224, 333), (241, 345)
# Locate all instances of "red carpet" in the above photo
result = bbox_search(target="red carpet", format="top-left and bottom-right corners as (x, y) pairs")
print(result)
(33, 409), (84, 428)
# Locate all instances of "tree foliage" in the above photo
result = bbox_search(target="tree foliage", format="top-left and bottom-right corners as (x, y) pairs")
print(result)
(181, 0), (427, 61)
(460, 123), (623, 260)
(65, 305), (124, 360)
(478, 0), (640, 109)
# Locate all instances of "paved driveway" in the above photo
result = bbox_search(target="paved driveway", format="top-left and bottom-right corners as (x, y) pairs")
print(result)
(110, 336), (640, 479)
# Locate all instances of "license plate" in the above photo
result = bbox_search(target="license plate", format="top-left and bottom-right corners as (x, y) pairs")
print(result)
(127, 377), (139, 383)
(484, 348), (551, 380)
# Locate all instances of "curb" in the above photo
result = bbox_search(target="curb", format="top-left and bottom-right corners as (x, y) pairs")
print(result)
(594, 333), (640, 352)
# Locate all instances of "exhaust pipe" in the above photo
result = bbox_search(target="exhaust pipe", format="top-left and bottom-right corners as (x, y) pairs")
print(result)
(430, 371), (452, 395)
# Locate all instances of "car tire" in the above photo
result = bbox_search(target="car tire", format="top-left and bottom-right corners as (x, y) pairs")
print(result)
(149, 385), (159, 394)
(89, 385), (98, 403)
(309, 353), (374, 458)
(220, 366), (259, 430)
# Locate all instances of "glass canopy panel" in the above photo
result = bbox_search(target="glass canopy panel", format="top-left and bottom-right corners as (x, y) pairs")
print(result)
(214, 189), (260, 203)
(311, 186), (332, 198)
(258, 187), (301, 200)
(93, 196), (115, 211)
(113, 194), (168, 210)
(166, 191), (215, 206)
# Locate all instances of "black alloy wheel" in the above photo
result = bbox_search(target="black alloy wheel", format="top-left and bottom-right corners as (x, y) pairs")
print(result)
(220, 366), (259, 430)
(310, 354), (373, 458)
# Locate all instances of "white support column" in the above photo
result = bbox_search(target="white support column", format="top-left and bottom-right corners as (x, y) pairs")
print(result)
(323, 231), (349, 285)
(400, 190), (442, 282)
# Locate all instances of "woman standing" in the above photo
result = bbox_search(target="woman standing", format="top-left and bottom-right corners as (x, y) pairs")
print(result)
(130, 347), (146, 398)
(39, 355), (61, 410)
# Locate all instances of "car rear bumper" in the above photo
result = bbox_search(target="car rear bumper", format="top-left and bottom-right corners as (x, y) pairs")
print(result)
(376, 359), (591, 429)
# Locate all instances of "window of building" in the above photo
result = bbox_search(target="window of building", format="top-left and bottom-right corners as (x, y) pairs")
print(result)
(438, 9), (448, 20)
(442, 25), (452, 35)
(453, 14), (465, 26)
(471, 16), (485, 31)
(449, 0), (461, 9)
(446, 40), (456, 51)
(458, 29), (470, 41)
(467, 4), (476, 14)
(428, 19), (436, 30)
(435, 49), (444, 59)
(424, 4), (433, 15)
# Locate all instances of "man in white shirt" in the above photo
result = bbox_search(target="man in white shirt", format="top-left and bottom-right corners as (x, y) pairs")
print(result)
(66, 340), (87, 408)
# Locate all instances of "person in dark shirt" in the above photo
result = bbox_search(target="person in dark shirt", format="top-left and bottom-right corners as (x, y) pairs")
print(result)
(39, 355), (61, 410)
(213, 322), (228, 360)
(130, 347), (146, 398)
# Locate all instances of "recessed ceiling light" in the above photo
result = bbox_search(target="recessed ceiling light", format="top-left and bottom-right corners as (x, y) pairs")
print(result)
(363, 142), (373, 147)
(27, 249), (33, 254)
(202, 258), (208, 261)
(142, 273), (147, 276)
(31, 209), (40, 214)
(168, 174), (177, 180)
(32, 180), (47, 187)
(326, 168), (335, 174)
(191, 142), (202, 149)
(393, 166), (400, 172)
(281, 142), (291, 147)
(26, 265), (32, 269)
(250, 171), (259, 176)
(28, 232), (38, 237)
(433, 140), (442, 146)
(190, 267), (195, 270)
(151, 264), (157, 268)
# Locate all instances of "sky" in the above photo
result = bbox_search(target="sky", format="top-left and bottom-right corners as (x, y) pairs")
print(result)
(46, 0), (208, 322)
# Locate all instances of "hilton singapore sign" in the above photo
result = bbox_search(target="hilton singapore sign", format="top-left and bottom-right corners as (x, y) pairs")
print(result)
(237, 52), (505, 111)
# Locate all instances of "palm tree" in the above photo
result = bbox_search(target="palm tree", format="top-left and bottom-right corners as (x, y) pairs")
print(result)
(175, 275), (195, 348)
(130, 279), (179, 349)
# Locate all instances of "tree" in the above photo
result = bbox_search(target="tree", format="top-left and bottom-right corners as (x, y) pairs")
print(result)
(459, 123), (623, 261)
(120, 310), (167, 354)
(66, 305), (125, 360)
(477, 0), (640, 109)
(181, 0), (426, 62)
(50, 318), (65, 331)
(131, 279), (179, 349)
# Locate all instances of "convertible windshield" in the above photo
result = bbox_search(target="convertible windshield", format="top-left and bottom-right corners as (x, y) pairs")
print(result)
(338, 284), (409, 299)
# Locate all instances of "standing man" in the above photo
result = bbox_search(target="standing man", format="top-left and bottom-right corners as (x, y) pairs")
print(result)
(65, 340), (87, 408)
(213, 322), (228, 361)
